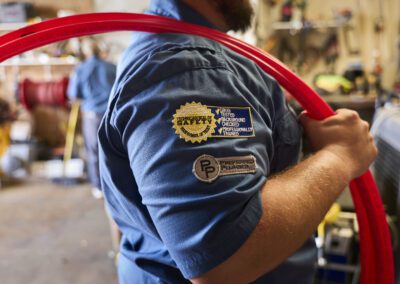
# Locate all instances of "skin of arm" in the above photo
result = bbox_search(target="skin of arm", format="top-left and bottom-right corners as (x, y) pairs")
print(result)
(192, 109), (378, 284)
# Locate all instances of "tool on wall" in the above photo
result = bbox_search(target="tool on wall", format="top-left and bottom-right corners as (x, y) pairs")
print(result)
(280, 0), (293, 22)
(372, 0), (385, 95)
(0, 13), (394, 284)
(336, 9), (360, 56)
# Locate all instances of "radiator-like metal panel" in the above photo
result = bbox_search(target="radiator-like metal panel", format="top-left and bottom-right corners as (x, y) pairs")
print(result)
(372, 108), (400, 283)
(372, 108), (400, 215)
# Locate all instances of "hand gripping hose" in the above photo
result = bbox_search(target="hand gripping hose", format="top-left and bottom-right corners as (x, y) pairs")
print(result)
(0, 13), (393, 283)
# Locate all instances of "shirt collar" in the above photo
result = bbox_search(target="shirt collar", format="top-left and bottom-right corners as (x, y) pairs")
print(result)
(147, 0), (216, 30)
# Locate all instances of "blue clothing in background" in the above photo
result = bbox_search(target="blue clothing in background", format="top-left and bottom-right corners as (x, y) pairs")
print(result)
(67, 56), (116, 114)
(82, 111), (103, 189)
(68, 56), (116, 190)
(99, 0), (317, 283)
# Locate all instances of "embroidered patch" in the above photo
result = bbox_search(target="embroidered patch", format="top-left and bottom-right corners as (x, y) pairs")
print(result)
(193, 155), (220, 183)
(210, 106), (255, 138)
(172, 102), (217, 143)
(172, 102), (255, 143)
(193, 154), (257, 183)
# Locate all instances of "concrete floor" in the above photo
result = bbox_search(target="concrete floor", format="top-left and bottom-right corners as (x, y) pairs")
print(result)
(0, 179), (118, 284)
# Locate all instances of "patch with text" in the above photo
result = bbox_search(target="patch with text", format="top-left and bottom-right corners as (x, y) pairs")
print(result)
(193, 154), (257, 183)
(210, 106), (255, 138)
(172, 102), (255, 143)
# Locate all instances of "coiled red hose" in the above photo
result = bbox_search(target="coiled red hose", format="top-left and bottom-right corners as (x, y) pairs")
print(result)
(0, 13), (393, 283)
(19, 78), (69, 110)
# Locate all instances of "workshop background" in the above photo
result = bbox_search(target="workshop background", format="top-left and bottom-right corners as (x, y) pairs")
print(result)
(0, 0), (399, 284)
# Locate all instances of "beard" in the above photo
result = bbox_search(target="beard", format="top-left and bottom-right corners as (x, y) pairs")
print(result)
(208, 0), (254, 32)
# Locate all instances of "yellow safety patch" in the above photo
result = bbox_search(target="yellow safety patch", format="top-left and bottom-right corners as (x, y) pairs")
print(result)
(172, 102), (217, 143)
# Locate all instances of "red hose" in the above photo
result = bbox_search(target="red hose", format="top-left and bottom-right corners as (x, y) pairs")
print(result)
(0, 13), (393, 283)
(19, 77), (69, 110)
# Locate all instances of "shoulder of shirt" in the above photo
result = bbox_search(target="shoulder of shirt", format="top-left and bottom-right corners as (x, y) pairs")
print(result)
(115, 32), (280, 90)
(104, 33), (237, 134)
(115, 33), (238, 92)
(109, 32), (280, 115)
(101, 32), (283, 151)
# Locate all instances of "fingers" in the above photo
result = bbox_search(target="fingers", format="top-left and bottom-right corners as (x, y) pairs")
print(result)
(299, 109), (359, 125)
(298, 111), (310, 125)
(325, 109), (358, 124)
(299, 111), (326, 126)
(336, 108), (360, 120)
(299, 108), (370, 137)
(318, 109), (363, 128)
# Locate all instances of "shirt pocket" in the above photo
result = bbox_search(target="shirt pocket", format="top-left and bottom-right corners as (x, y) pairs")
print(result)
(270, 110), (302, 173)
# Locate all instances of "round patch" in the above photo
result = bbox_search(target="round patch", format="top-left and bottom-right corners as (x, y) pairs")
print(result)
(193, 155), (220, 183)
(172, 102), (217, 143)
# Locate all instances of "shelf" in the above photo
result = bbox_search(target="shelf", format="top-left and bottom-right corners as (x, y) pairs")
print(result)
(272, 20), (348, 31)
(0, 57), (78, 67)
(0, 22), (28, 32)
(0, 21), (77, 67)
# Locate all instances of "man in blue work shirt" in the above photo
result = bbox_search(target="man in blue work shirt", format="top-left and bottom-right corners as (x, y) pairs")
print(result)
(98, 0), (377, 283)
(68, 42), (116, 198)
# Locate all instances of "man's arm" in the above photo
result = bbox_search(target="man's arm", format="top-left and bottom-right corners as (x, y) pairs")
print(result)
(192, 109), (378, 284)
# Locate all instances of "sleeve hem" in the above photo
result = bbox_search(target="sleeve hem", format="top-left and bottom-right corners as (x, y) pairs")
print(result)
(179, 191), (263, 279)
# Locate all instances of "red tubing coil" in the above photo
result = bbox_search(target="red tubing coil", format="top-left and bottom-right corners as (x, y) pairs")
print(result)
(0, 13), (393, 283)
(19, 77), (69, 110)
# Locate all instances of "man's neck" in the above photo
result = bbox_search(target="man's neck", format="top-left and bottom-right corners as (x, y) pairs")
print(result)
(181, 0), (228, 32)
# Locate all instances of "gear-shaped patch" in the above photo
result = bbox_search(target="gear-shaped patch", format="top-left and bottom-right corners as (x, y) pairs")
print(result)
(172, 102), (217, 143)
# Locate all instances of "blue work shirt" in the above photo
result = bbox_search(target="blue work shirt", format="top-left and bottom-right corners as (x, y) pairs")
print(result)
(67, 56), (116, 114)
(98, 0), (317, 283)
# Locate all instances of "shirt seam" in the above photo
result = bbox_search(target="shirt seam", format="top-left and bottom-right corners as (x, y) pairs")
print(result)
(115, 64), (238, 152)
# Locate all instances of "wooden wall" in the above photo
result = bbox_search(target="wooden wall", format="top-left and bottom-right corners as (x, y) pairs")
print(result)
(306, 0), (400, 88)
(255, 0), (400, 88)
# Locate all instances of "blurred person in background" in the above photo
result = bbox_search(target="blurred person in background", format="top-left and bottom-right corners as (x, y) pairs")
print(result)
(67, 39), (116, 199)
(68, 39), (121, 257)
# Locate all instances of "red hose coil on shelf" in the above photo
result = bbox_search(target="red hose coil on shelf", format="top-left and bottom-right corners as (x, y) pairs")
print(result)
(0, 13), (393, 283)
(19, 77), (69, 110)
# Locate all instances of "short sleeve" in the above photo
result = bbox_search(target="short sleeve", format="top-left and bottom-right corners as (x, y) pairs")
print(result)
(114, 65), (274, 279)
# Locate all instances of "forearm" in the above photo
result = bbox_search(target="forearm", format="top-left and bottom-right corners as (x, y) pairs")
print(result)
(192, 149), (350, 284)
